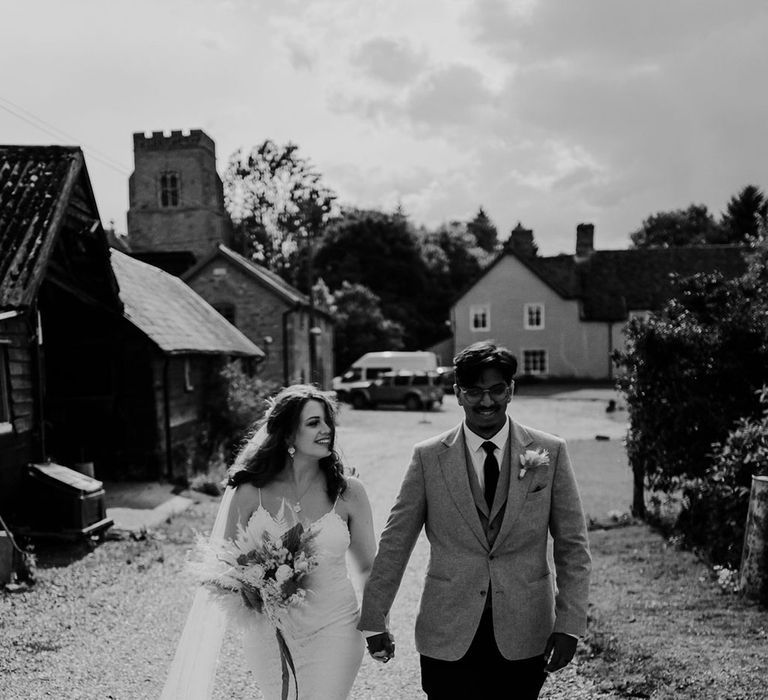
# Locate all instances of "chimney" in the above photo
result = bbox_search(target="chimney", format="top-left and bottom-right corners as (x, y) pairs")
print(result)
(576, 223), (594, 258)
(508, 222), (536, 258)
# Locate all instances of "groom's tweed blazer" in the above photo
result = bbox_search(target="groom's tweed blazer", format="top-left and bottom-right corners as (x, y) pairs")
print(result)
(359, 418), (591, 661)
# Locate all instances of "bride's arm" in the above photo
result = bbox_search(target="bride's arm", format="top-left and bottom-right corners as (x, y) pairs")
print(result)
(344, 477), (377, 589)
(223, 483), (259, 540)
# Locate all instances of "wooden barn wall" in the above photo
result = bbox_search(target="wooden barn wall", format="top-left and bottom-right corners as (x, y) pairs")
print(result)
(0, 314), (38, 519)
(152, 354), (221, 481)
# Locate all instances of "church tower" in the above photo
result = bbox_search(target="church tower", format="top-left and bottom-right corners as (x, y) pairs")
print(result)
(127, 129), (234, 274)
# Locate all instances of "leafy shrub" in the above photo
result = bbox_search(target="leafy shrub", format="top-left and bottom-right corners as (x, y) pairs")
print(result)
(676, 387), (768, 568)
(616, 273), (768, 495)
(205, 360), (280, 467)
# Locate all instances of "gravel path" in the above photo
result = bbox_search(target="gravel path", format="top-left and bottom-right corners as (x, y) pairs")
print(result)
(1, 393), (627, 699)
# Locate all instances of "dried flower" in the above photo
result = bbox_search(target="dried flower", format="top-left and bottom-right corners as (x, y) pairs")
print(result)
(519, 448), (550, 479)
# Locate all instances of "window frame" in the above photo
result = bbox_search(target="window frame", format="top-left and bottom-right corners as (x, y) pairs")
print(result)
(469, 304), (490, 332)
(522, 348), (548, 376)
(523, 303), (545, 330)
(159, 171), (181, 208)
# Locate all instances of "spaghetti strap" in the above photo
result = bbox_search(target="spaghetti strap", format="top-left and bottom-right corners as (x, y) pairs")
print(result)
(332, 494), (340, 511)
(258, 488), (263, 508)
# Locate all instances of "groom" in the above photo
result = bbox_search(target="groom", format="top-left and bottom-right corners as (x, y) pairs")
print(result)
(359, 341), (591, 699)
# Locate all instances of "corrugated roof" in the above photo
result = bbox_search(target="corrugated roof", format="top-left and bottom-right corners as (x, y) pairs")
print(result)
(0, 146), (82, 308)
(111, 249), (264, 357)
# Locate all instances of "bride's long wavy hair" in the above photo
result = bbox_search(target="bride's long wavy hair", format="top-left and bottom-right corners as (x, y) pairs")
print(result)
(227, 384), (348, 501)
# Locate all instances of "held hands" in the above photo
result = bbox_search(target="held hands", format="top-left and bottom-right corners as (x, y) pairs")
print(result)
(543, 632), (577, 673)
(366, 631), (396, 663)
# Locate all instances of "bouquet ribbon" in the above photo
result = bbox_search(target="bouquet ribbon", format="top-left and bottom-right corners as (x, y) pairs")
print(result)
(276, 628), (298, 700)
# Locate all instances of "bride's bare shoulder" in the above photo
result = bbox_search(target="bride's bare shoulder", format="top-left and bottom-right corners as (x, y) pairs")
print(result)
(231, 481), (260, 507)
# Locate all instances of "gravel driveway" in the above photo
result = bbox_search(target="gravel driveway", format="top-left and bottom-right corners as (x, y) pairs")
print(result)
(0, 390), (629, 699)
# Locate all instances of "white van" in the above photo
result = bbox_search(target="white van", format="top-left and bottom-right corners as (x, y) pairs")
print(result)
(333, 351), (438, 399)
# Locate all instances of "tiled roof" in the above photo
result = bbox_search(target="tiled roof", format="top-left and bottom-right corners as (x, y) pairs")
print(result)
(495, 244), (748, 322)
(577, 246), (748, 321)
(111, 249), (264, 357)
(184, 244), (333, 320)
(0, 146), (82, 308)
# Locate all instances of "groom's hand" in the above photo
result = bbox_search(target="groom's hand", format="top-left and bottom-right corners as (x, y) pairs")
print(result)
(544, 632), (577, 673)
(366, 632), (395, 663)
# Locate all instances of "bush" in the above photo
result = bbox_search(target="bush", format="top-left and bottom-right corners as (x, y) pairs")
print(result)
(615, 273), (768, 495)
(676, 386), (768, 568)
(205, 361), (280, 467)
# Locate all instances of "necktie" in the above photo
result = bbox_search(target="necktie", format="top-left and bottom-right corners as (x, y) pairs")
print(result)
(481, 441), (499, 509)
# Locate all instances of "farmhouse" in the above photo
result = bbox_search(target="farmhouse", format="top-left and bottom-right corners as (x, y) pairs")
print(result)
(451, 223), (748, 380)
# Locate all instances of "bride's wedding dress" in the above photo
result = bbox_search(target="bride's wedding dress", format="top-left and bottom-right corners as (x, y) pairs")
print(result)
(243, 501), (364, 700)
(159, 487), (364, 700)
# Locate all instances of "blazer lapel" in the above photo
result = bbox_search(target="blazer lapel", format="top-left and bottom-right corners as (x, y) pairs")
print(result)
(490, 420), (534, 553)
(438, 425), (488, 549)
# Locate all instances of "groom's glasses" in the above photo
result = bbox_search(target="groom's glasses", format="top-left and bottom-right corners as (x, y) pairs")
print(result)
(458, 382), (510, 404)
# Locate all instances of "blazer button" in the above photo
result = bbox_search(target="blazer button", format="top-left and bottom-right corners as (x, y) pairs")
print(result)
(489, 554), (495, 560)
(480, 590), (486, 597)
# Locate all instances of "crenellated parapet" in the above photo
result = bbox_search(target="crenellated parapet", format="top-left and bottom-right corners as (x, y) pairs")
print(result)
(132, 129), (215, 154)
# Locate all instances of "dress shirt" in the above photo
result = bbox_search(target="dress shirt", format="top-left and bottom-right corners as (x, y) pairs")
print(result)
(462, 417), (510, 491)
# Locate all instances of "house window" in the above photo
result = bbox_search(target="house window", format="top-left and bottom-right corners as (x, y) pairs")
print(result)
(522, 349), (548, 375)
(470, 305), (490, 332)
(524, 303), (545, 330)
(1, 345), (11, 429)
(184, 358), (194, 392)
(160, 171), (180, 207)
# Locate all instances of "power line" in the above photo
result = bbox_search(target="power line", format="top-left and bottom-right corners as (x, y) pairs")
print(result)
(0, 96), (132, 176)
(0, 95), (220, 215)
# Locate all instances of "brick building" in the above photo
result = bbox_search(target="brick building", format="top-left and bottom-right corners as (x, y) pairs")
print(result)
(184, 245), (334, 389)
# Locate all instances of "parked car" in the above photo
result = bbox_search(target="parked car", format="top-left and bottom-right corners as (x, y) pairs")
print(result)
(333, 351), (438, 402)
(348, 371), (444, 411)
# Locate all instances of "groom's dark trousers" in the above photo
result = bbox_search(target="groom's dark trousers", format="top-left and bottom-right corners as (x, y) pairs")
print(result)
(420, 608), (547, 700)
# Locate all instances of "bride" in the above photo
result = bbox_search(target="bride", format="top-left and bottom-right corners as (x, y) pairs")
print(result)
(161, 384), (378, 700)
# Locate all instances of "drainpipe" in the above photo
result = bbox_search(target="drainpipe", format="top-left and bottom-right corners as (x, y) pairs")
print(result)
(607, 322), (614, 381)
(282, 309), (290, 386)
(162, 357), (173, 480)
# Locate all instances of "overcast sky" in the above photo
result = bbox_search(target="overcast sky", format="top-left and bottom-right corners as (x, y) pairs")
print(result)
(2, 0), (767, 255)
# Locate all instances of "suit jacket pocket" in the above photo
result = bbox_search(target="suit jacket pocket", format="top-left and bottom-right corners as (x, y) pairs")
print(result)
(426, 571), (452, 583)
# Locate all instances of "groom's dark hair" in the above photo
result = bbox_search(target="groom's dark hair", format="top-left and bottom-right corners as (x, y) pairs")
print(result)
(453, 341), (517, 387)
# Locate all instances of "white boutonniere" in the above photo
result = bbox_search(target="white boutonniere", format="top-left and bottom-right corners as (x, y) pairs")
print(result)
(519, 448), (550, 479)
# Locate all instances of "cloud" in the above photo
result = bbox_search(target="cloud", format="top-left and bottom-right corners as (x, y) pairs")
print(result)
(406, 64), (498, 127)
(352, 37), (427, 85)
(286, 41), (315, 71)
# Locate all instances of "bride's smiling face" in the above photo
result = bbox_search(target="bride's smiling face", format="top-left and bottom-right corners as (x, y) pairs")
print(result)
(291, 399), (333, 460)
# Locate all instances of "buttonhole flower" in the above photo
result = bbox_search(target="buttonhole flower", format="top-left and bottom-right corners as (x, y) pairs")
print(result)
(519, 448), (550, 479)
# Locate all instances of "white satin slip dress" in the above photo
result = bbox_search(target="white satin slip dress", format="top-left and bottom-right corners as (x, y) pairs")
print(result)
(241, 491), (364, 700)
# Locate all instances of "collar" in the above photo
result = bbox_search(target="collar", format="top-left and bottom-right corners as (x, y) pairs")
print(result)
(462, 416), (511, 454)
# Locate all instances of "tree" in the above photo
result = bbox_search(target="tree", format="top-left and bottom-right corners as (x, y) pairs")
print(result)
(467, 207), (500, 253)
(719, 185), (768, 244)
(222, 140), (337, 288)
(330, 282), (404, 372)
(314, 208), (435, 348)
(629, 204), (723, 248)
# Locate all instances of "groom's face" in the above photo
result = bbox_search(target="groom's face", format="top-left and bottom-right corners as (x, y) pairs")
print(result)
(455, 367), (512, 438)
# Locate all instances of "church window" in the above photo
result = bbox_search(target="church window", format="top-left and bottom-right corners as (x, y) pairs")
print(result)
(160, 171), (180, 207)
